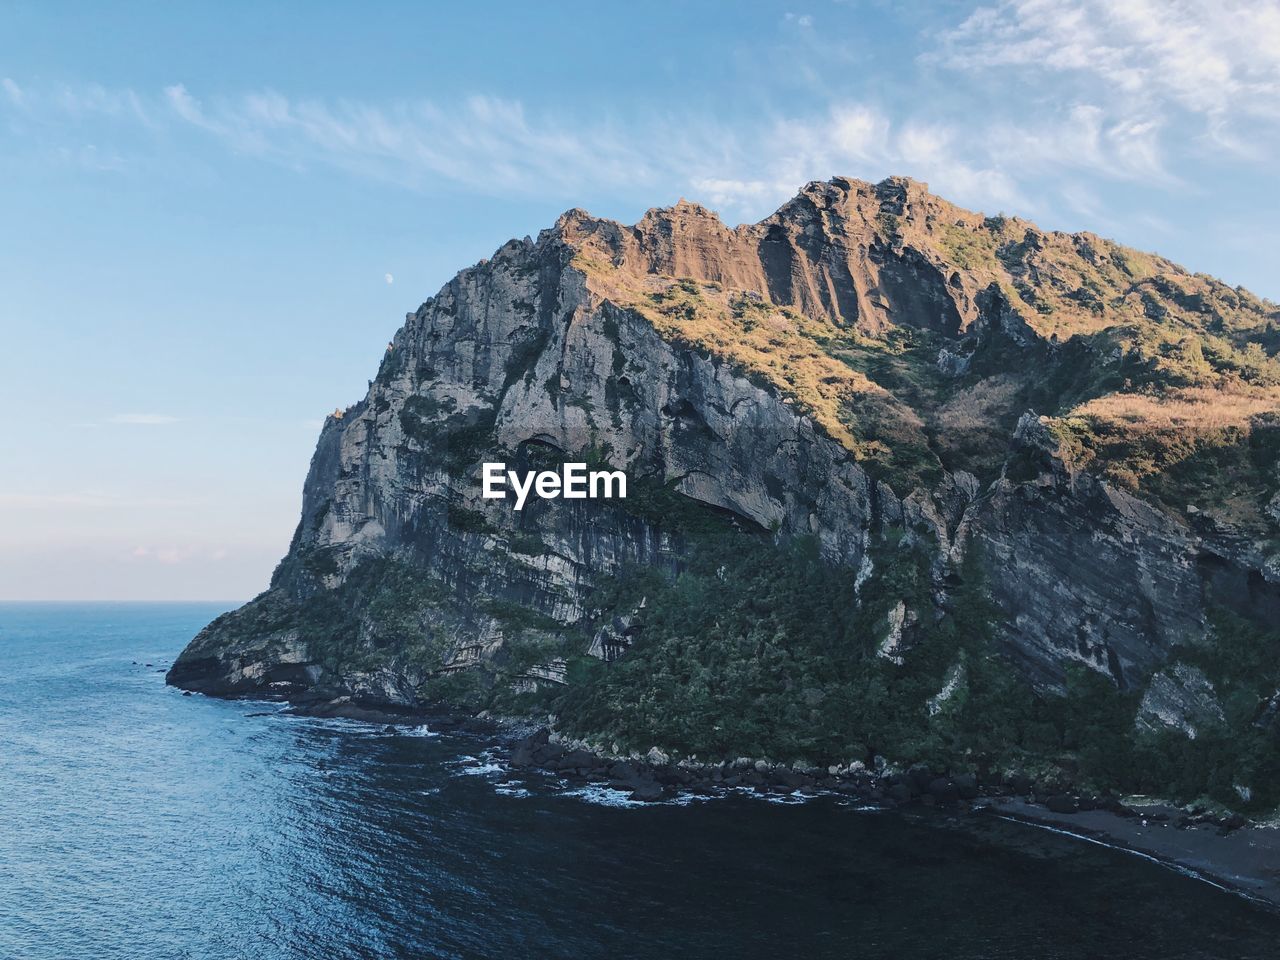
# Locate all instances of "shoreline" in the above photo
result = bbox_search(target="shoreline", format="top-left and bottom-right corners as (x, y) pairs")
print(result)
(502, 725), (1280, 908)
(186, 686), (1280, 909)
(978, 798), (1280, 909)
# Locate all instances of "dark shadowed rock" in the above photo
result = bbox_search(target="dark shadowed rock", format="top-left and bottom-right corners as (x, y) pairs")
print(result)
(928, 778), (960, 804)
(629, 781), (664, 803)
(887, 783), (914, 805)
(1044, 795), (1080, 814)
(953, 773), (979, 800)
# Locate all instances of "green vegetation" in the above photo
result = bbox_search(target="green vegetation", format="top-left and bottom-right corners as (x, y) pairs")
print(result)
(938, 222), (999, 271)
(277, 558), (453, 677)
(503, 325), (550, 388)
(398, 394), (457, 443)
(614, 474), (764, 539)
(264, 556), (575, 709)
(507, 530), (547, 556)
(647, 279), (704, 321)
(446, 503), (495, 535)
(398, 396), (497, 474)
(255, 495), (1280, 813)
(730, 292), (771, 331)
(544, 504), (1280, 810)
(1128, 611), (1280, 811)
(1045, 390), (1280, 531)
(552, 521), (1054, 770)
(482, 599), (562, 635)
(300, 546), (341, 578)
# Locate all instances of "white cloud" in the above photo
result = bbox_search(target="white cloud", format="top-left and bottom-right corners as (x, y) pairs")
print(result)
(689, 177), (792, 208)
(108, 413), (179, 425)
(981, 103), (1173, 184)
(2, 77), (24, 107)
(154, 546), (188, 565)
(384, 273), (394, 285)
(56, 143), (129, 173)
(54, 83), (150, 121)
(934, 0), (1280, 121)
(688, 104), (1031, 218)
(828, 105), (891, 159)
(163, 83), (203, 126)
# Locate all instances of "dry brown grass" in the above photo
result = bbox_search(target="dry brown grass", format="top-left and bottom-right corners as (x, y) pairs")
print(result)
(576, 256), (889, 451)
(1069, 386), (1280, 433)
(570, 195), (1279, 506)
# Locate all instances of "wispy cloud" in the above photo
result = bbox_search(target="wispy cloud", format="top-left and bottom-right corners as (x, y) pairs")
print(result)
(162, 84), (655, 195)
(156, 85), (1202, 221)
(932, 0), (1280, 122)
(167, 86), (1030, 215)
(982, 104), (1173, 184)
(2, 76), (150, 121)
(0, 65), (1256, 230)
(108, 413), (179, 425)
(2, 77), (24, 107)
(688, 99), (1174, 219)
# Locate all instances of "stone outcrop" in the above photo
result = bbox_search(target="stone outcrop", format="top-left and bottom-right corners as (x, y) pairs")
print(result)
(1136, 663), (1225, 739)
(971, 414), (1207, 689)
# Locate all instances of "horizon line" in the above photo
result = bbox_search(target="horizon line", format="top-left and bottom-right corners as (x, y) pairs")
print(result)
(0, 598), (248, 605)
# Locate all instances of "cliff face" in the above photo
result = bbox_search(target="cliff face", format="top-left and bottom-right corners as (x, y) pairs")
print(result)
(168, 176), (1280, 796)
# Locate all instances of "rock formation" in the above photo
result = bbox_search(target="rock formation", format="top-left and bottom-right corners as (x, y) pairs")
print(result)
(168, 176), (1280, 800)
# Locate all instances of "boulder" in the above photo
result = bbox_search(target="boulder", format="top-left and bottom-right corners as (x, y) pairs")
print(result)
(953, 772), (979, 800)
(629, 781), (664, 803)
(1044, 794), (1080, 814)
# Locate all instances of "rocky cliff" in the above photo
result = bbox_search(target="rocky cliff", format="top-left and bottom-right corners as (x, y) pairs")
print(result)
(169, 176), (1280, 808)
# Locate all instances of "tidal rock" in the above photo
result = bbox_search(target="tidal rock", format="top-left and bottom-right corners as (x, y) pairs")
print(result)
(1136, 663), (1225, 740)
(628, 781), (664, 803)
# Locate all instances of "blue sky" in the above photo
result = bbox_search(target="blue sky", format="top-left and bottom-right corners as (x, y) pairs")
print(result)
(3, 0), (1278, 600)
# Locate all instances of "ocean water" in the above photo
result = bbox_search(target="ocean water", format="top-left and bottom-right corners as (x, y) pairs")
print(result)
(2, 603), (1279, 960)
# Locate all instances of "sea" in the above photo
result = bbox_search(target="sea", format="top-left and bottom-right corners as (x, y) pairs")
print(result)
(3, 602), (1279, 959)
